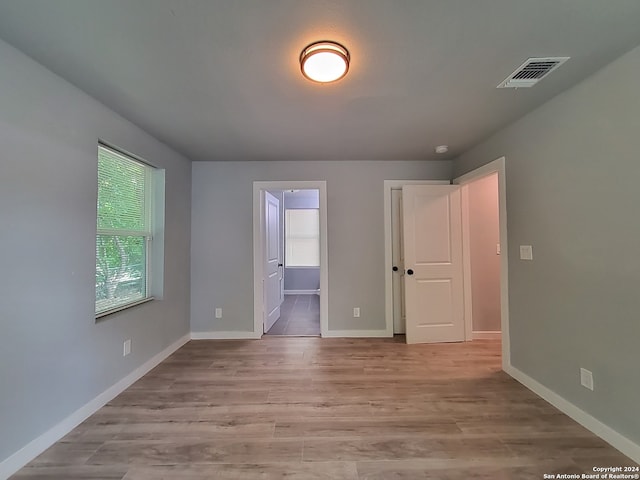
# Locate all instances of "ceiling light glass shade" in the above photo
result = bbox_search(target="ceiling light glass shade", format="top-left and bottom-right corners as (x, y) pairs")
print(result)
(300, 41), (350, 83)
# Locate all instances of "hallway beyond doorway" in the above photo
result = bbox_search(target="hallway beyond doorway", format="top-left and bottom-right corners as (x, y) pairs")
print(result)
(265, 294), (320, 336)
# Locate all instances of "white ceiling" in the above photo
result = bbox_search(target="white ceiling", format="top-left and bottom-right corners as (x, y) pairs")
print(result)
(1, 0), (640, 162)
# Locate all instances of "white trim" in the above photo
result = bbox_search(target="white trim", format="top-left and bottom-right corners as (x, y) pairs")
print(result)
(95, 296), (154, 319)
(322, 329), (390, 338)
(383, 180), (450, 336)
(460, 185), (473, 341)
(191, 331), (262, 340)
(453, 157), (510, 371)
(0, 334), (190, 480)
(472, 331), (502, 340)
(505, 364), (640, 464)
(254, 181), (329, 338)
(284, 289), (320, 295)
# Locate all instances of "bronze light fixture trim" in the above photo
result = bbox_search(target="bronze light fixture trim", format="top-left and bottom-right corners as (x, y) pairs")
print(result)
(300, 41), (350, 83)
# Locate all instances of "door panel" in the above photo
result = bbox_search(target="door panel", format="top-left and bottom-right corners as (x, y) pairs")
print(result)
(403, 185), (464, 344)
(264, 191), (282, 332)
(413, 193), (452, 263)
(415, 279), (454, 326)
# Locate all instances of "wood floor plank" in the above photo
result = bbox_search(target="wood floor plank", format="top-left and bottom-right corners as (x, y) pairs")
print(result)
(501, 434), (623, 460)
(356, 458), (587, 480)
(274, 416), (461, 438)
(88, 405), (206, 424)
(11, 465), (128, 480)
(122, 462), (358, 480)
(90, 419), (277, 440)
(198, 401), (374, 419)
(302, 435), (514, 462)
(87, 438), (302, 465)
(108, 388), (270, 406)
(28, 442), (104, 467)
(10, 338), (638, 480)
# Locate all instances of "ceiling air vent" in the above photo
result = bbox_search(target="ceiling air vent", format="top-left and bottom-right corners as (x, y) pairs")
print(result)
(497, 57), (570, 88)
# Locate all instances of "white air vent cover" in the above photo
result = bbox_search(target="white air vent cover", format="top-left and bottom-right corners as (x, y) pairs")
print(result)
(497, 57), (570, 88)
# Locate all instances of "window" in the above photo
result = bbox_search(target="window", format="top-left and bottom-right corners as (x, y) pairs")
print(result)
(285, 209), (320, 267)
(95, 144), (154, 316)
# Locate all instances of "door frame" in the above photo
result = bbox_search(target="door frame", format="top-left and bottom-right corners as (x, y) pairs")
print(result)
(383, 180), (450, 336)
(453, 157), (510, 369)
(253, 181), (328, 337)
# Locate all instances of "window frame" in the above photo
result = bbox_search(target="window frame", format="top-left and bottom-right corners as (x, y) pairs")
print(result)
(95, 143), (155, 318)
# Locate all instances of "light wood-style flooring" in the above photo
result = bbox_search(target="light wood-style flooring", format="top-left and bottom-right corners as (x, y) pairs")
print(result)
(12, 338), (637, 479)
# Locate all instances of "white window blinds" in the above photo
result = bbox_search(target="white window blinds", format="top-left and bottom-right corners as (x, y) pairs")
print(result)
(285, 209), (320, 267)
(96, 144), (153, 316)
(97, 146), (150, 234)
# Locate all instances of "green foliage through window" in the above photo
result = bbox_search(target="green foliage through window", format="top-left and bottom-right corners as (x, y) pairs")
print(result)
(96, 145), (152, 315)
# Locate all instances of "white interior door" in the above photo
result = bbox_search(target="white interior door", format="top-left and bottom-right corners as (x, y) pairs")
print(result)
(391, 189), (406, 334)
(403, 185), (464, 344)
(264, 191), (282, 332)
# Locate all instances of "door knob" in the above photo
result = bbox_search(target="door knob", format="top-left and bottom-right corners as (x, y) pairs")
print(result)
(278, 263), (283, 267)
(392, 266), (398, 272)
(407, 269), (414, 275)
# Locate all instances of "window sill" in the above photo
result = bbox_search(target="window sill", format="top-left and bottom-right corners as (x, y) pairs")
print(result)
(96, 297), (155, 321)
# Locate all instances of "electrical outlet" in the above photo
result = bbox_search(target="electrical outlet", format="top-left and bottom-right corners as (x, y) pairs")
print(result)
(580, 368), (594, 391)
(123, 339), (131, 357)
(519, 245), (533, 260)
(353, 307), (360, 318)
(215, 308), (223, 319)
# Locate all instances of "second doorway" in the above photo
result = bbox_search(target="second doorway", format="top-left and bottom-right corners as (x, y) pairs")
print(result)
(264, 188), (321, 337)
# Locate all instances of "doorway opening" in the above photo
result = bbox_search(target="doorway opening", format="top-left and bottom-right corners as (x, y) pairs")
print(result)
(454, 157), (510, 369)
(253, 181), (328, 338)
(461, 172), (501, 340)
(383, 158), (509, 365)
(267, 189), (320, 336)
(384, 180), (450, 337)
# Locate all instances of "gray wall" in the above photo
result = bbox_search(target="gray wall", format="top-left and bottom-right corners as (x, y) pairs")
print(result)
(191, 160), (452, 333)
(454, 45), (640, 444)
(284, 268), (320, 292)
(468, 173), (501, 332)
(0, 39), (192, 464)
(283, 190), (320, 209)
(283, 190), (320, 292)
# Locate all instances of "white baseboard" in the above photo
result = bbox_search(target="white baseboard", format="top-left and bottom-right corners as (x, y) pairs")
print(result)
(505, 364), (640, 464)
(191, 331), (261, 340)
(323, 329), (392, 338)
(192, 329), (391, 340)
(472, 330), (502, 340)
(0, 333), (191, 480)
(284, 289), (320, 295)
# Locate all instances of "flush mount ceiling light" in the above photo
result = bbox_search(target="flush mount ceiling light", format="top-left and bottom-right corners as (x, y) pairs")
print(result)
(300, 41), (350, 83)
